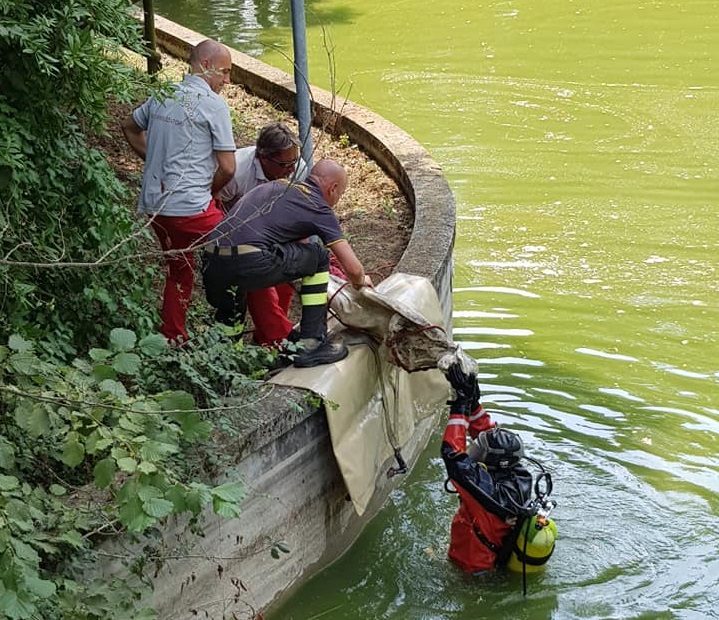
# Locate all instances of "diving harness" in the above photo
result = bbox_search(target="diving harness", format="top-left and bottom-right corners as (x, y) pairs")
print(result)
(444, 427), (558, 595)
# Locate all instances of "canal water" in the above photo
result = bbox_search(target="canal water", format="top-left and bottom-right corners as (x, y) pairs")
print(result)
(151, 1), (719, 618)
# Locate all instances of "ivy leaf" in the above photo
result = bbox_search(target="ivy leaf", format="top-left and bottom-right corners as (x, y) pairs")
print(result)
(118, 414), (143, 434)
(84, 429), (101, 455)
(186, 420), (212, 442)
(11, 538), (40, 563)
(158, 390), (195, 412)
(137, 461), (157, 474)
(116, 457), (137, 473)
(0, 589), (35, 619)
(9, 351), (40, 375)
(0, 438), (16, 470)
(92, 364), (116, 381)
(211, 482), (245, 503)
(113, 352), (141, 375)
(109, 328), (136, 352)
(136, 484), (162, 502)
(31, 539), (59, 555)
(111, 447), (130, 461)
(89, 347), (112, 361)
(138, 333), (168, 356)
(0, 474), (19, 491)
(170, 411), (211, 442)
(58, 530), (85, 549)
(165, 484), (187, 513)
(8, 333), (32, 352)
(212, 498), (240, 518)
(85, 429), (113, 455)
(139, 440), (178, 462)
(14, 402), (50, 438)
(24, 573), (56, 598)
(99, 378), (127, 399)
(95, 437), (114, 452)
(119, 496), (155, 532)
(61, 432), (85, 467)
(142, 497), (174, 518)
(185, 483), (212, 515)
(49, 484), (66, 496)
(93, 457), (116, 488)
(3, 501), (34, 533)
(71, 357), (93, 373)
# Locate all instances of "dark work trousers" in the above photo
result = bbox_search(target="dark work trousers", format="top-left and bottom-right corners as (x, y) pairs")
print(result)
(202, 241), (331, 340)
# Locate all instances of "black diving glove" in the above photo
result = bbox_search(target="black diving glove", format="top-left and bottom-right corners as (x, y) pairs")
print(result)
(446, 362), (480, 414)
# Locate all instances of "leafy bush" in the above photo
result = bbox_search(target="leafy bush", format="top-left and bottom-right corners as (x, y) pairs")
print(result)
(0, 6), (291, 618)
(0, 0), (159, 356)
(0, 328), (272, 619)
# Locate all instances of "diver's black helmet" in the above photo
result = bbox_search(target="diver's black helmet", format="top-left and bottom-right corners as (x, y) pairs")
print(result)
(468, 427), (525, 470)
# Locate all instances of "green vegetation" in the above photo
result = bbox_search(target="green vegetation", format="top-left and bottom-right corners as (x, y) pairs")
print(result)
(0, 327), (274, 619)
(0, 0), (156, 355)
(0, 2), (281, 618)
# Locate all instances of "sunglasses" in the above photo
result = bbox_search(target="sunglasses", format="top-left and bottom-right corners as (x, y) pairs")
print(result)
(265, 155), (298, 168)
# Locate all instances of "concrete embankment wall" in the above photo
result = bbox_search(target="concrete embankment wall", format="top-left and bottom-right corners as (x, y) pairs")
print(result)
(113, 17), (457, 618)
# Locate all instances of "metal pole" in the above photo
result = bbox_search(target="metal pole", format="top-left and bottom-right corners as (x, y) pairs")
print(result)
(290, 0), (313, 167)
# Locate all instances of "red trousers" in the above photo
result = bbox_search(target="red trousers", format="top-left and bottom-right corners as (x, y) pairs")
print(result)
(448, 496), (512, 573)
(246, 283), (295, 346)
(151, 202), (305, 346)
(244, 244), (346, 346)
(150, 203), (223, 343)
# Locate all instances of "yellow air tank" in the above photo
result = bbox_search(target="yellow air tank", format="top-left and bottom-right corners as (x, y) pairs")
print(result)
(507, 515), (558, 573)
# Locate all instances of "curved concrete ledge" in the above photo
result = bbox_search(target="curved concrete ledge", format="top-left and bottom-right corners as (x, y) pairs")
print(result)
(105, 16), (457, 618)
(153, 14), (455, 330)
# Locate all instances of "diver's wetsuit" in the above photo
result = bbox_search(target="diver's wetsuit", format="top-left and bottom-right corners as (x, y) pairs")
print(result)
(441, 401), (510, 573)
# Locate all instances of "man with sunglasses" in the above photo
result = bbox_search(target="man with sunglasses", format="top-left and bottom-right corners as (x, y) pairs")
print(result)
(218, 122), (309, 347)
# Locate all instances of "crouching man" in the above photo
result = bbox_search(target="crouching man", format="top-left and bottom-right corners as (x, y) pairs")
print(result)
(202, 158), (372, 368)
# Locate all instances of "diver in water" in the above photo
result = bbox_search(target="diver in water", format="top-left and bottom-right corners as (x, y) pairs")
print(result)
(440, 361), (558, 576)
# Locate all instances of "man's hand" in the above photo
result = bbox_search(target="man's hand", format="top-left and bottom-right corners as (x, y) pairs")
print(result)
(353, 274), (373, 289)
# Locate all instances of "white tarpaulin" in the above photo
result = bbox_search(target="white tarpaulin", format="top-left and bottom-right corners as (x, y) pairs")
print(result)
(270, 273), (452, 515)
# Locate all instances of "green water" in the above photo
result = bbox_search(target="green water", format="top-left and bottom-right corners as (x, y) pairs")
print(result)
(152, 1), (719, 617)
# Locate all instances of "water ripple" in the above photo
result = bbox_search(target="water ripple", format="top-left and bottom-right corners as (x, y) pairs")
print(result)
(576, 347), (640, 362)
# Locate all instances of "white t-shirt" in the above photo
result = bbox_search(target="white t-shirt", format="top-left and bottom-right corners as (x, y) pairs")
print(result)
(220, 146), (309, 209)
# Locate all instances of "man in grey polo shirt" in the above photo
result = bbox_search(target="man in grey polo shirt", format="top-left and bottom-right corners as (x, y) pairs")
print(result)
(121, 39), (236, 343)
(219, 122), (308, 347)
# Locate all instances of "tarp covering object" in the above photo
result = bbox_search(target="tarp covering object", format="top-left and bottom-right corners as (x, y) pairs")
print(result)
(271, 273), (451, 515)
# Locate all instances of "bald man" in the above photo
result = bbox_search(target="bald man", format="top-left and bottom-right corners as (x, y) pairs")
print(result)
(121, 39), (236, 343)
(202, 159), (373, 368)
